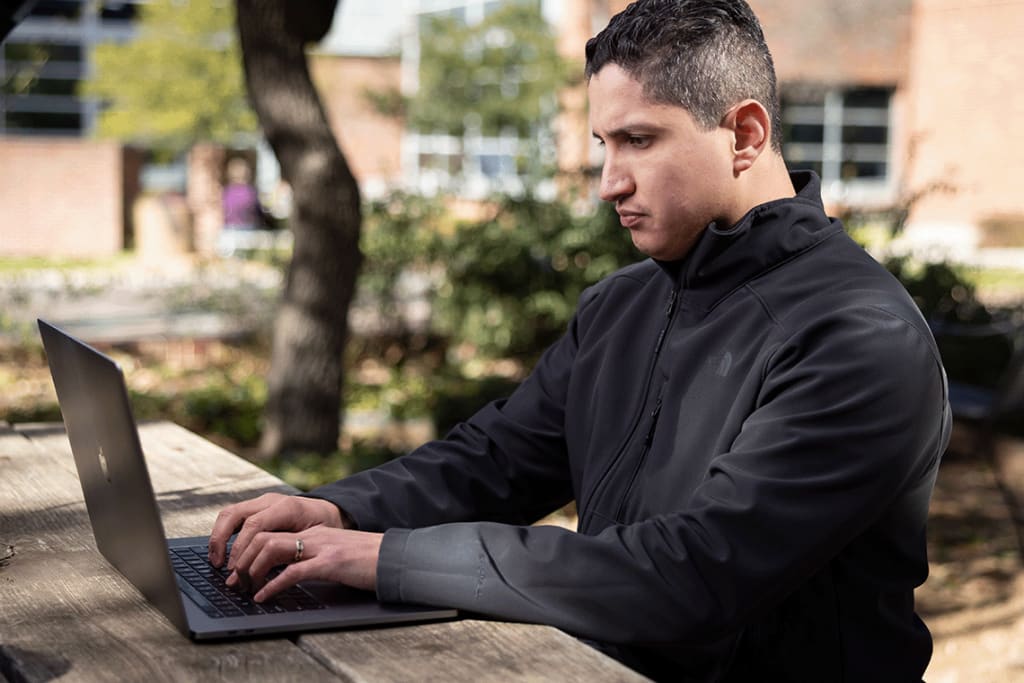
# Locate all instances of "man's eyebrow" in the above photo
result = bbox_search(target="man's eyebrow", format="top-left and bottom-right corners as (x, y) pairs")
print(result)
(593, 123), (662, 141)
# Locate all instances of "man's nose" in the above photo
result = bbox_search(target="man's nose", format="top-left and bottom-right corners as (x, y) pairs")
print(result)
(599, 161), (635, 203)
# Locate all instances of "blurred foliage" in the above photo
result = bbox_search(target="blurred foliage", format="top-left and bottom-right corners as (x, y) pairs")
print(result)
(365, 0), (574, 189)
(882, 256), (1014, 389)
(359, 192), (448, 330)
(431, 373), (520, 437)
(82, 0), (256, 155)
(844, 204), (1023, 392)
(264, 442), (406, 492)
(883, 257), (992, 326)
(410, 1), (571, 138)
(434, 196), (638, 358)
(360, 191), (640, 360)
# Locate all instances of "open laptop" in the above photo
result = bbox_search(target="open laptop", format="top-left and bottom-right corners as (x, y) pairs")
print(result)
(38, 318), (458, 640)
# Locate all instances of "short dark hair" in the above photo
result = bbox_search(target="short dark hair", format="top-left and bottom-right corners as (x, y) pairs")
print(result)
(585, 0), (783, 152)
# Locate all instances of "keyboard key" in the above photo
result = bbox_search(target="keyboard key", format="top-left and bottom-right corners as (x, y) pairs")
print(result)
(169, 545), (329, 619)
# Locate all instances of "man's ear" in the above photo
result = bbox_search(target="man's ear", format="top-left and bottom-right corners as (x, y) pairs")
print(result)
(725, 100), (771, 175)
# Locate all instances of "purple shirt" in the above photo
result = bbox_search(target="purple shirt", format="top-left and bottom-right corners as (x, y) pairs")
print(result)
(223, 183), (259, 229)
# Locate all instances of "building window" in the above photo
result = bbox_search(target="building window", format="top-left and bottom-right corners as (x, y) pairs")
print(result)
(1, 1), (139, 137)
(782, 85), (893, 196)
(410, 131), (525, 197)
(403, 0), (554, 199)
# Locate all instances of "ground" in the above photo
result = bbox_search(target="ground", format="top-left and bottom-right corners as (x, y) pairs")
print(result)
(917, 436), (1024, 682)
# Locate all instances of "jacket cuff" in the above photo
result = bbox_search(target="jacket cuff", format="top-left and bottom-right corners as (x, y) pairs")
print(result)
(376, 527), (411, 602)
(374, 524), (485, 609)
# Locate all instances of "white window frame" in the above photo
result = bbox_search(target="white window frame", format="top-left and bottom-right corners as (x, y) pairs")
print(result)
(400, 0), (555, 199)
(782, 85), (896, 207)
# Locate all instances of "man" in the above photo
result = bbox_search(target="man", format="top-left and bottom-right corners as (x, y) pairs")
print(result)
(209, 1), (950, 680)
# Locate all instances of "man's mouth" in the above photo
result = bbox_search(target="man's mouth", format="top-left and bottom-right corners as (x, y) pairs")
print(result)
(617, 210), (644, 228)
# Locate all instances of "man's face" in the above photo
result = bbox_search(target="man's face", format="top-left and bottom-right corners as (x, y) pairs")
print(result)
(589, 64), (738, 261)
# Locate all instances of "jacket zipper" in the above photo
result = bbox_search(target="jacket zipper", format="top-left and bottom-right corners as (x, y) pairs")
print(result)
(580, 287), (679, 528)
(613, 392), (664, 522)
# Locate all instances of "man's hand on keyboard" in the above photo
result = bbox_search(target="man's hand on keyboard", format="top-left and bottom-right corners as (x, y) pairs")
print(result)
(208, 492), (345, 570)
(224, 525), (384, 601)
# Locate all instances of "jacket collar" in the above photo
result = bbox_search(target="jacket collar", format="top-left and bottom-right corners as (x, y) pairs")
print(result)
(655, 171), (842, 317)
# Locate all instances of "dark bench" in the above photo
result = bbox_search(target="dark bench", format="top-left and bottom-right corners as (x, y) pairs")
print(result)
(931, 316), (1024, 561)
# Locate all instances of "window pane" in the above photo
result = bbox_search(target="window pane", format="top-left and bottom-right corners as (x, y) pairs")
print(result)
(5, 42), (81, 62)
(787, 123), (824, 144)
(5, 110), (81, 130)
(479, 153), (510, 178)
(30, 1), (81, 19)
(841, 161), (887, 180)
(101, 2), (138, 20)
(843, 88), (890, 108)
(842, 125), (888, 145)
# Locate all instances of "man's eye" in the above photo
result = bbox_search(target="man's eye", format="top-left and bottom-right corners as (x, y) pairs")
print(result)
(627, 136), (649, 148)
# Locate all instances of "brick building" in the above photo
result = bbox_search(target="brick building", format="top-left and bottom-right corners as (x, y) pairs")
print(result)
(1, 0), (1022, 257)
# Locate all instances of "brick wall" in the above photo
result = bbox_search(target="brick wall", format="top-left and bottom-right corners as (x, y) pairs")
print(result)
(0, 138), (138, 257)
(755, 0), (912, 86)
(309, 53), (404, 196)
(903, 0), (1024, 243)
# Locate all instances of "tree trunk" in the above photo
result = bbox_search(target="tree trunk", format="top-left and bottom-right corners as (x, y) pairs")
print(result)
(235, 0), (361, 457)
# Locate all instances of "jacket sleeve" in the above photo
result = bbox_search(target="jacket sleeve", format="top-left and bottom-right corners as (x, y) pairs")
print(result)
(302, 290), (597, 530)
(373, 305), (950, 645)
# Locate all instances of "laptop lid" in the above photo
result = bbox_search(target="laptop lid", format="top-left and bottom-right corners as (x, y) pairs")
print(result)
(38, 318), (191, 634)
(38, 318), (457, 639)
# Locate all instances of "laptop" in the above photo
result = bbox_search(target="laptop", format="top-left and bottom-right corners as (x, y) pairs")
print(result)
(38, 318), (458, 640)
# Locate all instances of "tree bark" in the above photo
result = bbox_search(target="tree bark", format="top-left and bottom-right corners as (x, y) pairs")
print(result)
(235, 0), (362, 457)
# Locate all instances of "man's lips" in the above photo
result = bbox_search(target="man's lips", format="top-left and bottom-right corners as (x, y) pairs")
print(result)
(617, 209), (644, 228)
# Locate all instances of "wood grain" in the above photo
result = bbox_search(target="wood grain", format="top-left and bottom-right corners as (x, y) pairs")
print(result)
(299, 619), (651, 682)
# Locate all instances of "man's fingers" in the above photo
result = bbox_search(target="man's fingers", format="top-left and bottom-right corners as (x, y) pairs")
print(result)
(211, 493), (285, 567)
(209, 494), (344, 570)
(230, 531), (290, 581)
(208, 499), (266, 567)
(254, 562), (310, 603)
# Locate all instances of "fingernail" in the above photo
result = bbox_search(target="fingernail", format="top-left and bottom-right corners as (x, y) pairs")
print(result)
(226, 571), (237, 587)
(254, 591), (264, 603)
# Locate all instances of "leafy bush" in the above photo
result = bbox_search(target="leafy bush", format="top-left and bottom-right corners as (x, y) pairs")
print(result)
(263, 441), (406, 491)
(882, 257), (1019, 389)
(883, 256), (991, 325)
(362, 194), (639, 360)
(182, 376), (265, 447)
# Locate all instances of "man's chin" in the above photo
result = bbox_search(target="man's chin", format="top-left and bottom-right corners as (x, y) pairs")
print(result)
(633, 240), (683, 262)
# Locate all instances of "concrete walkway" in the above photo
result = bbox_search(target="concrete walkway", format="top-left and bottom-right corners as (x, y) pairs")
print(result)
(0, 257), (283, 345)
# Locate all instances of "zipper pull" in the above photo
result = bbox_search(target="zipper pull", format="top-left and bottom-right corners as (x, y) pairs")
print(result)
(653, 291), (679, 358)
(665, 288), (679, 317)
(644, 397), (663, 447)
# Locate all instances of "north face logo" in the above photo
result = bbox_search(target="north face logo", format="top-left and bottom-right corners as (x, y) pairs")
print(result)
(708, 351), (733, 377)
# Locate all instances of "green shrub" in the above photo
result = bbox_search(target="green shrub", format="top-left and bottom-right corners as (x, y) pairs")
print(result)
(435, 196), (638, 359)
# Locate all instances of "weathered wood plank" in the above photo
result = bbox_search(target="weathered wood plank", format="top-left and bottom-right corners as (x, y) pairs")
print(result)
(0, 544), (341, 682)
(131, 421), (296, 536)
(299, 619), (651, 682)
(0, 422), (341, 682)
(0, 425), (94, 552)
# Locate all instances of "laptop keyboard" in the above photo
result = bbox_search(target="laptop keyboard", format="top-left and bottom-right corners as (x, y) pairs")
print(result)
(170, 544), (326, 619)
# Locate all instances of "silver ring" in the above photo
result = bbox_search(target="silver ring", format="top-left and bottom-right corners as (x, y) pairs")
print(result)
(294, 537), (304, 563)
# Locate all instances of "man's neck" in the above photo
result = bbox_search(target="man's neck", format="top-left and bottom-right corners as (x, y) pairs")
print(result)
(725, 153), (796, 226)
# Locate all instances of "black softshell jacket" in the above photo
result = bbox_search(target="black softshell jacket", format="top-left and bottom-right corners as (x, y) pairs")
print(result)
(307, 172), (950, 682)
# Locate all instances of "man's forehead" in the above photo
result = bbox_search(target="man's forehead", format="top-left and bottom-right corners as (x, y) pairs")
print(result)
(588, 64), (690, 134)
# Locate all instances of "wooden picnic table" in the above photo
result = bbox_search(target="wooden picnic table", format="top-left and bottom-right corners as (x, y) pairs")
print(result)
(0, 420), (649, 682)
